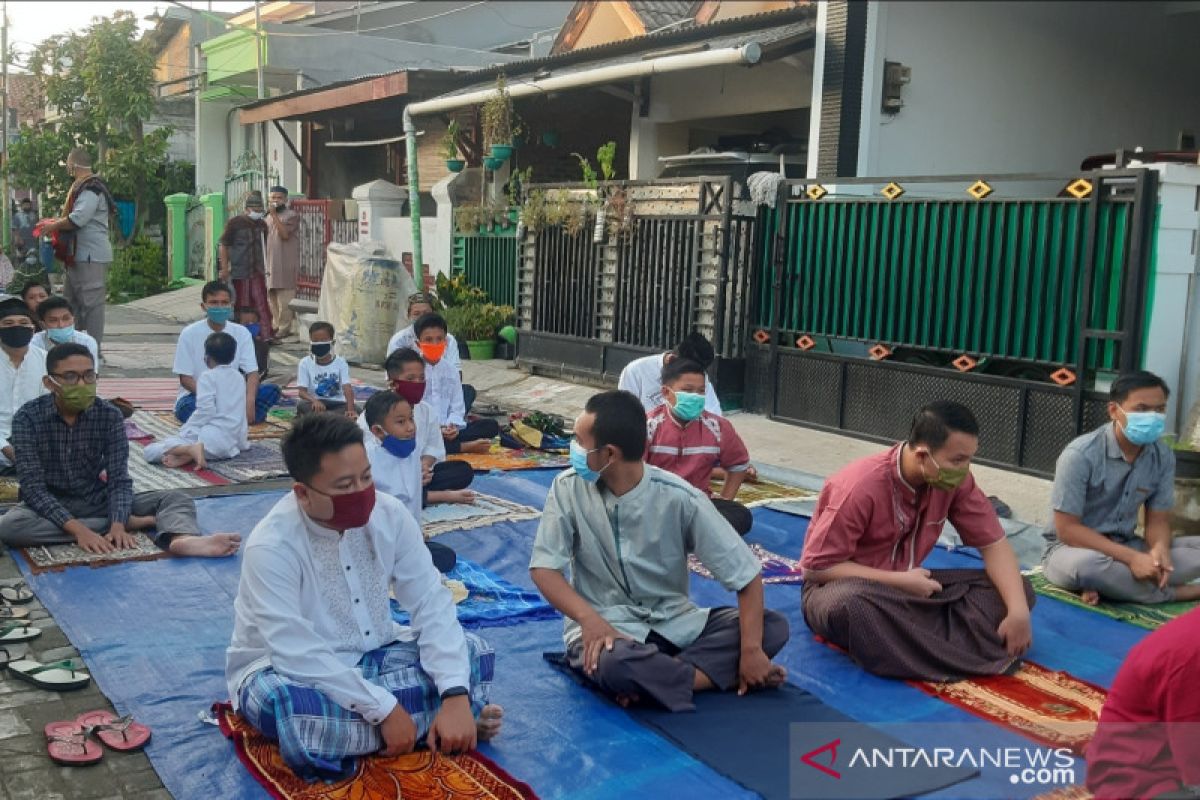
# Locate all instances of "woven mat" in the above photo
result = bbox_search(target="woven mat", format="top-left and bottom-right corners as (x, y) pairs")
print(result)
(1026, 566), (1198, 630)
(0, 476), (18, 504)
(422, 494), (542, 538)
(448, 446), (569, 472)
(215, 703), (538, 800)
(206, 440), (288, 483)
(689, 543), (803, 585)
(96, 377), (183, 411)
(709, 477), (817, 507)
(138, 410), (291, 442)
(911, 661), (1106, 755)
(128, 442), (230, 492)
(17, 532), (168, 575)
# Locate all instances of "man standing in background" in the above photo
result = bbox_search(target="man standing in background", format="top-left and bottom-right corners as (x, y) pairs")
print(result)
(218, 191), (274, 342)
(265, 186), (300, 341)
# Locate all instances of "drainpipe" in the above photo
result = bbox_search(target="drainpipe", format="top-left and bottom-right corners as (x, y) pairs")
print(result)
(403, 106), (423, 291)
(402, 42), (765, 287)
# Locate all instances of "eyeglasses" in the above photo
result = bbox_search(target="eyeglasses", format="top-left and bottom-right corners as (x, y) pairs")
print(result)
(51, 370), (98, 386)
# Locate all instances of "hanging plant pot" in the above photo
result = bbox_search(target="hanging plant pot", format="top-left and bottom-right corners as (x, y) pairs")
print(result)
(489, 144), (514, 161)
(445, 159), (465, 173)
(483, 156), (504, 171)
(541, 130), (560, 148)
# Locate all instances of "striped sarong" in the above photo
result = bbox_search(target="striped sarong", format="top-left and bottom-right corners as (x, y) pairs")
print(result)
(237, 634), (494, 780)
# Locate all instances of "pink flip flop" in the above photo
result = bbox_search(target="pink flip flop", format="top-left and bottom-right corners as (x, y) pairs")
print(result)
(45, 721), (103, 766)
(76, 710), (151, 752)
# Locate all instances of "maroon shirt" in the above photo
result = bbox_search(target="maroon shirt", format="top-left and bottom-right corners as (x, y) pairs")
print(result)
(645, 406), (750, 493)
(800, 443), (1003, 572)
(1087, 608), (1200, 800)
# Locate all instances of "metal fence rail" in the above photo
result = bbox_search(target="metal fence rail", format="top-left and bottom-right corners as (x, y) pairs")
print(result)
(452, 228), (519, 307)
(530, 224), (603, 339)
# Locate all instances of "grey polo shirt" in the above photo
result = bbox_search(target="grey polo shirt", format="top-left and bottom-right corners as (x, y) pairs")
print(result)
(68, 186), (113, 264)
(1043, 423), (1175, 546)
(530, 464), (761, 650)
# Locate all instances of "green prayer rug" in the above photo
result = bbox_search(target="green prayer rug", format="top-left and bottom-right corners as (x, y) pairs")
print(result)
(1026, 567), (1198, 630)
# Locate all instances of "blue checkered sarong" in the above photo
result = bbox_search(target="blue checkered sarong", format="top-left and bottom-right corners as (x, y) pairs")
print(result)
(237, 634), (494, 781)
(175, 383), (281, 425)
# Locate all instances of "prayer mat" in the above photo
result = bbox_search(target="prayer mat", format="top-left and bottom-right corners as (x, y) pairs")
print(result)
(206, 440), (288, 483)
(710, 477), (817, 507)
(96, 377), (184, 411)
(128, 442), (230, 492)
(391, 558), (557, 629)
(215, 703), (538, 800)
(543, 653), (978, 800)
(124, 419), (154, 442)
(448, 447), (569, 472)
(1032, 788), (1093, 800)
(911, 661), (1106, 755)
(0, 475), (19, 504)
(688, 543), (804, 585)
(422, 495), (542, 539)
(17, 532), (168, 575)
(1026, 566), (1198, 630)
(268, 407), (296, 422)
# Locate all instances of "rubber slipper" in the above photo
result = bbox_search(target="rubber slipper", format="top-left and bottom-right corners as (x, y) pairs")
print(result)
(7, 658), (91, 691)
(0, 621), (41, 643)
(0, 605), (29, 620)
(45, 721), (103, 766)
(0, 644), (28, 667)
(0, 584), (33, 604)
(76, 710), (151, 752)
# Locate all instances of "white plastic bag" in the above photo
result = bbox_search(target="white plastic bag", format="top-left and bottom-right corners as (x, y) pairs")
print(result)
(317, 240), (417, 364)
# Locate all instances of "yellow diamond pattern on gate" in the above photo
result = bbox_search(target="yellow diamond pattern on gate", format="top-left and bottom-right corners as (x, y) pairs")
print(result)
(1066, 179), (1093, 199)
(881, 182), (905, 200)
(967, 180), (993, 200)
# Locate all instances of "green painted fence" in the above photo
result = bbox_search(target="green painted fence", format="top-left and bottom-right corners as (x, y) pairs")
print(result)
(451, 225), (519, 308)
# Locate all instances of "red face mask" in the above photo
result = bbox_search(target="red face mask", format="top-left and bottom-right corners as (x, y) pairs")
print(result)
(419, 341), (447, 364)
(305, 483), (376, 531)
(390, 379), (426, 407)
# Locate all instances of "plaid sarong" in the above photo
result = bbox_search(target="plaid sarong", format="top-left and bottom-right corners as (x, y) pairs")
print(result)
(237, 635), (494, 781)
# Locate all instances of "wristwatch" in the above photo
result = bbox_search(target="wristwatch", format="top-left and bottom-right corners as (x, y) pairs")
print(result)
(440, 686), (469, 700)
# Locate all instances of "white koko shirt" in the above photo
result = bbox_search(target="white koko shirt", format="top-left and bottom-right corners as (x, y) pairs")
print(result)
(618, 352), (723, 417)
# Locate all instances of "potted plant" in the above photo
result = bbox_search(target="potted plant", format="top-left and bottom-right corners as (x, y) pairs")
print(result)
(481, 74), (516, 160)
(443, 303), (514, 360)
(442, 119), (464, 172)
(483, 156), (504, 172)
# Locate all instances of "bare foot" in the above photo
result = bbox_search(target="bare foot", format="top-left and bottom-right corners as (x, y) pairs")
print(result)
(168, 533), (242, 558)
(476, 704), (503, 741)
(461, 440), (492, 454)
(1171, 584), (1200, 602)
(161, 452), (192, 469)
(1080, 590), (1100, 606)
(126, 515), (156, 531)
(447, 490), (476, 505)
(746, 465), (759, 483)
(184, 442), (207, 470)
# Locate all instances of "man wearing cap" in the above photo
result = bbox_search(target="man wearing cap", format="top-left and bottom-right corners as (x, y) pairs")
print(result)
(0, 298), (48, 472)
(265, 186), (300, 340)
(219, 191), (274, 341)
(39, 148), (115, 348)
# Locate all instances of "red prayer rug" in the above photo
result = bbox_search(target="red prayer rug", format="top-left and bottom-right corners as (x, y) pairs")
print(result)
(215, 704), (538, 800)
(1032, 787), (1093, 800)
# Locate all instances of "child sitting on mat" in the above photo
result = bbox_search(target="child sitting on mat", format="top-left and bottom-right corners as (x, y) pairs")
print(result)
(146, 331), (248, 469)
(413, 313), (498, 455)
(297, 321), (357, 418)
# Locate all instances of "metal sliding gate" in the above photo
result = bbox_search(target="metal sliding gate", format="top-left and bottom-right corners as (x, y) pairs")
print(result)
(745, 169), (1158, 476)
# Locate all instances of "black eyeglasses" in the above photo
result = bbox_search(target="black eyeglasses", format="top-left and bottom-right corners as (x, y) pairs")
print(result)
(51, 371), (98, 386)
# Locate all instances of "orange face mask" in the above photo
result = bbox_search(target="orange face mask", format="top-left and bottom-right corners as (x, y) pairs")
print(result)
(419, 341), (447, 363)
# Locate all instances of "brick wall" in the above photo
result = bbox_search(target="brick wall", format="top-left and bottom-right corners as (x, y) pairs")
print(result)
(156, 24), (193, 96)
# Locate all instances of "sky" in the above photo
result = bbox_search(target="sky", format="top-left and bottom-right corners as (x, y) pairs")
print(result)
(4, 0), (252, 69)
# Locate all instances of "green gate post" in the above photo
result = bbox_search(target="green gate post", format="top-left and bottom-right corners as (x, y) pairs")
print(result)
(199, 192), (227, 280)
(163, 193), (190, 283)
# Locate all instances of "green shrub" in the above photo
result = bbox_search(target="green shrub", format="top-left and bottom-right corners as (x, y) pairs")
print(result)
(108, 238), (167, 303)
(442, 302), (515, 341)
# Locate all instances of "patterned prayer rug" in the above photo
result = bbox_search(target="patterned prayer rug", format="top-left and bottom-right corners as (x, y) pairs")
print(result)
(0, 476), (19, 504)
(390, 559), (557, 629)
(96, 377), (184, 411)
(1032, 788), (1093, 800)
(709, 477), (817, 507)
(448, 447), (569, 472)
(139, 411), (292, 442)
(127, 442), (230, 492)
(1026, 566), (1198, 630)
(215, 703), (538, 800)
(422, 495), (542, 539)
(124, 419), (154, 442)
(206, 440), (289, 483)
(17, 532), (169, 575)
(911, 662), (1106, 755)
(689, 544), (804, 585)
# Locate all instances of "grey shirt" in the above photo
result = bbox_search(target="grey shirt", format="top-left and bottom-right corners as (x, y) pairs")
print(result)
(1044, 423), (1175, 548)
(530, 464), (761, 649)
(68, 185), (113, 264)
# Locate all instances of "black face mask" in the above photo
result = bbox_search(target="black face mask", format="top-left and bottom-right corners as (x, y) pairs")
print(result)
(311, 342), (333, 358)
(0, 325), (34, 349)
(275, 204), (287, 212)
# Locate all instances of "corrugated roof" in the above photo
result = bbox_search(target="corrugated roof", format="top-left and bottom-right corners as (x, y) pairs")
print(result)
(628, 1), (696, 32)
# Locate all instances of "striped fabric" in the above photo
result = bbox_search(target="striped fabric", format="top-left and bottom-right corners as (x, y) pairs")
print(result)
(238, 635), (494, 781)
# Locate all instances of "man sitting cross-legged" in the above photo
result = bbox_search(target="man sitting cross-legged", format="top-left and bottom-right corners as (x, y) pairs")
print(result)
(800, 400), (1034, 681)
(530, 389), (789, 712)
(226, 413), (501, 781)
(1042, 370), (1200, 606)
(0, 343), (241, 557)
(0, 297), (47, 472)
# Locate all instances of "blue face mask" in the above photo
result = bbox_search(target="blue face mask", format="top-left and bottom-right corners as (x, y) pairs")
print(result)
(569, 439), (608, 483)
(206, 306), (233, 325)
(669, 390), (706, 422)
(245, 323), (261, 338)
(46, 325), (76, 344)
(381, 435), (417, 459)
(1120, 410), (1166, 446)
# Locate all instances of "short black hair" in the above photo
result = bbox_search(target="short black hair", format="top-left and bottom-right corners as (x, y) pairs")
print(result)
(413, 312), (447, 337)
(19, 283), (48, 300)
(46, 342), (94, 374)
(660, 357), (706, 386)
(309, 321), (335, 339)
(36, 296), (73, 322)
(364, 390), (409, 428)
(1110, 370), (1170, 403)
(674, 332), (715, 370)
(204, 331), (238, 366)
(584, 390), (647, 461)
(907, 400), (980, 449)
(384, 346), (423, 377)
(281, 412), (365, 484)
(236, 306), (258, 320)
(202, 280), (233, 302)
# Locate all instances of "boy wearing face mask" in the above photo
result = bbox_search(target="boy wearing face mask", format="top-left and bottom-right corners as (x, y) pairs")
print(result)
(1042, 371), (1200, 605)
(412, 313), (498, 455)
(297, 321), (356, 418)
(800, 400), (1033, 681)
(646, 358), (752, 536)
(0, 298), (48, 471)
(32, 296), (99, 367)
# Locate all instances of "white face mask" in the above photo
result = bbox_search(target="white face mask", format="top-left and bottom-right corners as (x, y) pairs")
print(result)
(247, 211), (264, 220)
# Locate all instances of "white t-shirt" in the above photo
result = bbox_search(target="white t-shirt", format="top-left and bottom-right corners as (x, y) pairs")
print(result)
(363, 431), (424, 523)
(387, 326), (461, 368)
(173, 319), (258, 400)
(31, 330), (100, 371)
(297, 354), (351, 402)
(618, 352), (723, 417)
